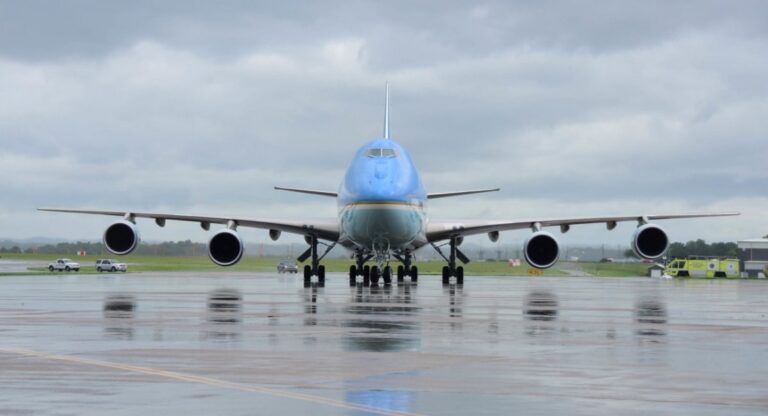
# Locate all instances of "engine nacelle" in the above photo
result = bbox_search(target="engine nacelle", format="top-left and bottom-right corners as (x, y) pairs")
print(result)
(269, 229), (281, 241)
(632, 224), (669, 260)
(208, 229), (244, 266)
(103, 220), (140, 255)
(523, 231), (560, 269)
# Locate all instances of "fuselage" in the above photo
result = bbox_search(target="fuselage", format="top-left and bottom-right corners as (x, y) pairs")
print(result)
(337, 138), (428, 251)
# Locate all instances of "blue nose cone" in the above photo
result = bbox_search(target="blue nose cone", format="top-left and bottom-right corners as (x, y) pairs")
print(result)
(339, 139), (426, 205)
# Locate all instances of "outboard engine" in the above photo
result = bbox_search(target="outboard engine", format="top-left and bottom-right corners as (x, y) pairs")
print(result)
(103, 220), (140, 255)
(208, 229), (244, 266)
(523, 231), (560, 269)
(632, 224), (669, 260)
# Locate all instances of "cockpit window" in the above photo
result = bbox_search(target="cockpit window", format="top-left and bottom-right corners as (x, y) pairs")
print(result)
(365, 148), (397, 158)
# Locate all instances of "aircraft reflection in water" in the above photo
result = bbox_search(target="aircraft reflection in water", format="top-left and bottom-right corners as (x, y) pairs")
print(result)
(339, 283), (419, 415)
(341, 283), (420, 352)
(635, 297), (668, 338)
(522, 289), (668, 341)
(103, 294), (136, 340)
(204, 289), (243, 341)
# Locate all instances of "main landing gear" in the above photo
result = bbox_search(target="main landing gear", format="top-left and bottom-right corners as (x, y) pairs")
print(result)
(432, 236), (469, 286)
(392, 250), (418, 284)
(348, 249), (418, 287)
(298, 235), (335, 288)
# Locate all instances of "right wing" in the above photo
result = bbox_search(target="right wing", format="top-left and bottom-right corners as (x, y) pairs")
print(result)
(38, 208), (340, 241)
(426, 212), (739, 243)
(427, 188), (500, 199)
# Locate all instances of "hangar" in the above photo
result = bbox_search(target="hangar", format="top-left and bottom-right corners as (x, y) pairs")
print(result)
(738, 238), (768, 278)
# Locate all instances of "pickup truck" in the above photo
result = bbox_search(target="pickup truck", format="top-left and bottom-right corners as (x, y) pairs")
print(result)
(48, 258), (80, 272)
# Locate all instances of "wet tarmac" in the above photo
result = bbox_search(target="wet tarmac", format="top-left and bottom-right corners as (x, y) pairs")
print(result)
(1, 272), (767, 415)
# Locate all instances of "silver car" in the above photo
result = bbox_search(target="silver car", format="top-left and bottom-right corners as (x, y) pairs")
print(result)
(96, 259), (127, 272)
(277, 260), (298, 274)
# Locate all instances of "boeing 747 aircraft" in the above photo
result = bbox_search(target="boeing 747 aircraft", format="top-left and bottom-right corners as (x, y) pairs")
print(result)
(40, 86), (738, 286)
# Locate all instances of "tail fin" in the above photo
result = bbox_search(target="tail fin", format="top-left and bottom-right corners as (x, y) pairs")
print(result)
(383, 83), (390, 140)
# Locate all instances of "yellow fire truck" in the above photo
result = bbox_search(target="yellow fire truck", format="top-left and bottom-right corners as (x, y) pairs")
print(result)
(664, 256), (740, 278)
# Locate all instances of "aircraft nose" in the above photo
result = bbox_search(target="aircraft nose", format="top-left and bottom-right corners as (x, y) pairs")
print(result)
(374, 162), (389, 179)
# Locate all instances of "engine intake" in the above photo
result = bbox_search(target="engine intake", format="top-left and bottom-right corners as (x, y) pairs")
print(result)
(103, 220), (140, 255)
(208, 229), (244, 266)
(632, 224), (669, 259)
(523, 231), (560, 269)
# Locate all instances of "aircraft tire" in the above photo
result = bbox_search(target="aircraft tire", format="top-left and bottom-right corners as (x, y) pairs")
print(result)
(397, 265), (404, 282)
(349, 265), (357, 286)
(383, 266), (392, 286)
(410, 266), (418, 282)
(456, 266), (464, 285)
(303, 265), (312, 286)
(318, 265), (325, 286)
(442, 266), (450, 285)
(370, 266), (379, 285)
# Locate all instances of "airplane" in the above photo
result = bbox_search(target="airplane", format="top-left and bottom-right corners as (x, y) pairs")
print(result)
(40, 85), (739, 287)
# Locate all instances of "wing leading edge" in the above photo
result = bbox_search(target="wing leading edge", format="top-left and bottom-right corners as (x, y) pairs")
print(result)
(426, 212), (740, 243)
(38, 208), (340, 241)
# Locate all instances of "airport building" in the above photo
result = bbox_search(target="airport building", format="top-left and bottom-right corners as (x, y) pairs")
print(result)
(737, 238), (768, 278)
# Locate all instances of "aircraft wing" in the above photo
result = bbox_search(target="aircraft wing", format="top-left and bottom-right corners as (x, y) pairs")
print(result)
(38, 208), (340, 241)
(427, 188), (500, 199)
(274, 186), (338, 197)
(426, 212), (739, 242)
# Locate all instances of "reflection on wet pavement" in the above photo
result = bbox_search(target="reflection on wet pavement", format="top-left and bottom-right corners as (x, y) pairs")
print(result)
(0, 273), (767, 415)
(204, 289), (243, 341)
(103, 294), (135, 340)
(343, 283), (420, 352)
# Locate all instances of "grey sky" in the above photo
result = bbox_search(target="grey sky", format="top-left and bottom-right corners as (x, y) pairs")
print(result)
(1, 1), (766, 248)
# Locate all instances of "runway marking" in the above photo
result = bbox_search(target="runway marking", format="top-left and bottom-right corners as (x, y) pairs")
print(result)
(0, 346), (425, 416)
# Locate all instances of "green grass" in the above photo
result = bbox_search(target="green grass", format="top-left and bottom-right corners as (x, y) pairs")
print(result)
(0, 253), (569, 276)
(575, 261), (651, 277)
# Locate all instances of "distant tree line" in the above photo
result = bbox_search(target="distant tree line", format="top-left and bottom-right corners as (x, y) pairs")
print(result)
(2, 240), (208, 256)
(624, 239), (739, 259)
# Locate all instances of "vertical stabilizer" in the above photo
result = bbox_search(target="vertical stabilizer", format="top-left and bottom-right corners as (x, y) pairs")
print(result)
(384, 83), (390, 140)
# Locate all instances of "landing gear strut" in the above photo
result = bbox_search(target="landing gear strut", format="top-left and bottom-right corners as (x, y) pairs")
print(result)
(432, 237), (469, 285)
(298, 235), (335, 288)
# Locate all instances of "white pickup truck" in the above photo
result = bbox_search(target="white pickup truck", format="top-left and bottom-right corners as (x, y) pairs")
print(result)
(48, 258), (80, 272)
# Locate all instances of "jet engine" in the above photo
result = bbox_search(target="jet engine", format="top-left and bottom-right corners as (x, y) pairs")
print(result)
(208, 229), (244, 266)
(523, 231), (560, 269)
(103, 220), (140, 255)
(632, 224), (669, 260)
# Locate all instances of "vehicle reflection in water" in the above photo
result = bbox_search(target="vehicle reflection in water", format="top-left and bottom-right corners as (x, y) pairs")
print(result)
(103, 294), (136, 340)
(342, 283), (420, 352)
(635, 296), (667, 338)
(203, 288), (242, 342)
(343, 283), (419, 415)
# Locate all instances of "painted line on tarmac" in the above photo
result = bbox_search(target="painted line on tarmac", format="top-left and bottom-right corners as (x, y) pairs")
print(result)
(0, 346), (424, 416)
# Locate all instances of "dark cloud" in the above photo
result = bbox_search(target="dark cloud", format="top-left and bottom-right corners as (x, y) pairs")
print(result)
(0, 1), (766, 242)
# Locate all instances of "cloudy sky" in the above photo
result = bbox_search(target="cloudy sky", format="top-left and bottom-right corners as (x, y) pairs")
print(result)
(1, 1), (766, 249)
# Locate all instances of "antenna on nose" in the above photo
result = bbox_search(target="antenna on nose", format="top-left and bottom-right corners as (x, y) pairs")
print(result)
(383, 83), (390, 140)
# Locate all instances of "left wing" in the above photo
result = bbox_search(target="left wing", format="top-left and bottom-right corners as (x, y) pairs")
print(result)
(426, 212), (739, 242)
(38, 208), (340, 241)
